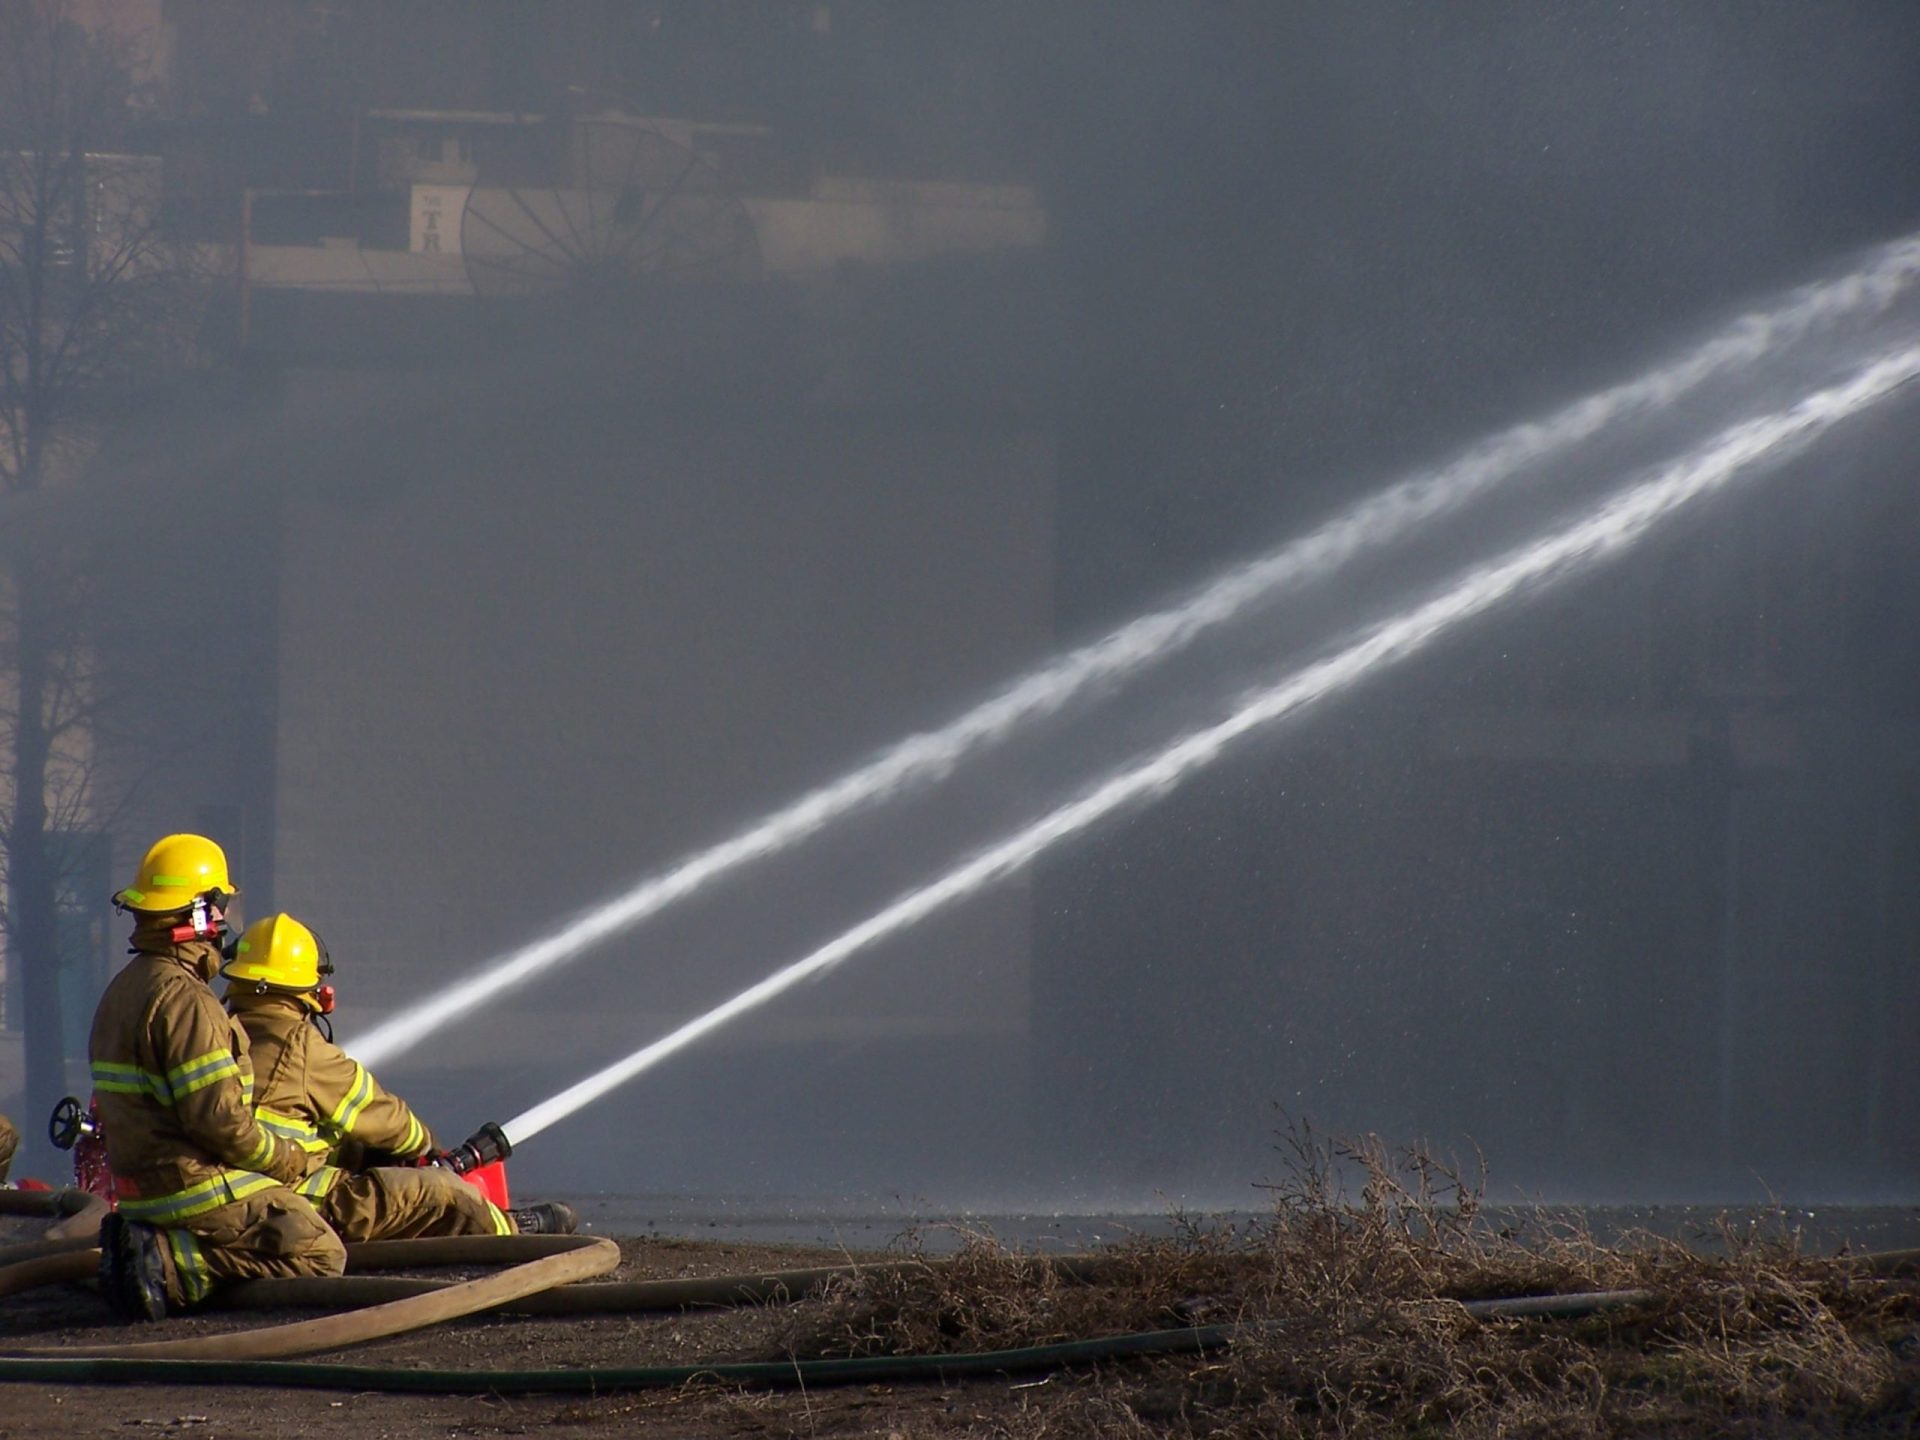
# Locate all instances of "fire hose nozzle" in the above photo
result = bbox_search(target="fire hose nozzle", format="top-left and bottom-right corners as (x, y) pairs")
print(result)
(435, 1121), (512, 1175)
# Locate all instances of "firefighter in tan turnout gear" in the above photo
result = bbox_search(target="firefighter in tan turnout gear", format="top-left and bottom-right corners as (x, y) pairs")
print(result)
(89, 835), (347, 1319)
(0, 1111), (17, 1182)
(223, 913), (575, 1240)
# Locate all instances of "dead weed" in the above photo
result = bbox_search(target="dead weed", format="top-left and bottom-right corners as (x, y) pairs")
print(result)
(784, 1123), (1919, 1437)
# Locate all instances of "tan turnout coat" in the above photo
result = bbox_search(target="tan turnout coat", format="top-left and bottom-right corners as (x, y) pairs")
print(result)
(228, 990), (434, 1199)
(229, 991), (510, 1241)
(88, 933), (308, 1222)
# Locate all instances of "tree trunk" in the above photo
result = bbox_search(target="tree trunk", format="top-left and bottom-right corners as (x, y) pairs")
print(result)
(8, 556), (67, 1177)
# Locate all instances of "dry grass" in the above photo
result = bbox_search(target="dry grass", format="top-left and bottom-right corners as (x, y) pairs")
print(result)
(783, 1125), (1920, 1437)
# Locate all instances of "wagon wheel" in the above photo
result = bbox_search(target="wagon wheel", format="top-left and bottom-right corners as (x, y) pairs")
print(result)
(461, 122), (761, 304)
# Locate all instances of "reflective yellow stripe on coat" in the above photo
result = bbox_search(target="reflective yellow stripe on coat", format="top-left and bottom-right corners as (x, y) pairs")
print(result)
(257, 1106), (332, 1155)
(91, 1048), (244, 1107)
(295, 1164), (344, 1199)
(397, 1113), (427, 1157)
(325, 1062), (377, 1135)
(115, 1168), (281, 1224)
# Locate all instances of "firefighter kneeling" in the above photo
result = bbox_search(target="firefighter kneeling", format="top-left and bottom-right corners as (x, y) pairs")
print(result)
(222, 913), (575, 1242)
(90, 836), (347, 1319)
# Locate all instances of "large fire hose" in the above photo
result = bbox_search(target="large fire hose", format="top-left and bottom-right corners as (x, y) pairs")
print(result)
(211, 1248), (1127, 1313)
(0, 1213), (1668, 1396)
(0, 1187), (110, 1267)
(3, 1186), (1915, 1391)
(10, 1234), (621, 1361)
(0, 1230), (620, 1359)
(1, 1259), (1913, 1395)
(3, 1327), (1246, 1392)
(206, 1248), (1918, 1319)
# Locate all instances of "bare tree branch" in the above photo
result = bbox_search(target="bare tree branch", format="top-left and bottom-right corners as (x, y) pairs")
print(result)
(0, 0), (212, 1120)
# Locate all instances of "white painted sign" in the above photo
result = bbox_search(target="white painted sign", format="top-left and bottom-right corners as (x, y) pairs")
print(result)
(410, 184), (470, 255)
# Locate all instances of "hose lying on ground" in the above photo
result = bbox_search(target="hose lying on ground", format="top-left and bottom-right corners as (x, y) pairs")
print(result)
(1839, 1246), (1920, 1277)
(0, 1286), (1814, 1394)
(2, 1203), (1914, 1391)
(207, 1247), (1920, 1318)
(0, 1189), (98, 1223)
(215, 1252), (1125, 1314)
(2, 1324), (1238, 1392)
(0, 1233), (619, 1361)
(0, 1250), (95, 1302)
(0, 1187), (108, 1264)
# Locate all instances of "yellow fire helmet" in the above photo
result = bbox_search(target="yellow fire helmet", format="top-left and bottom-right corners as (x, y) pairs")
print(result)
(113, 834), (236, 914)
(223, 913), (332, 998)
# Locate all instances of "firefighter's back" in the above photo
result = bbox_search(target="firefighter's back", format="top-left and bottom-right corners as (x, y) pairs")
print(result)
(89, 951), (237, 1207)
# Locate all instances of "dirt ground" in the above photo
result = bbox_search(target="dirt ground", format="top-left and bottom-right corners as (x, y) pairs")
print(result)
(0, 1225), (1090, 1439)
(7, 1180), (1917, 1439)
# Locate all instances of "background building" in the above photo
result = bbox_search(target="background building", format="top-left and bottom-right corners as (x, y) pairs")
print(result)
(1, 2), (1915, 1202)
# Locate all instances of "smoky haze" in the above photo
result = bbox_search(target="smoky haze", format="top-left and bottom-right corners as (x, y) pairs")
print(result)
(10, 2), (1918, 1211)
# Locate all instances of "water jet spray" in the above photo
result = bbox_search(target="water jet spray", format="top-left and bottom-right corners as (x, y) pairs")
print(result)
(499, 344), (1920, 1149)
(354, 236), (1920, 1071)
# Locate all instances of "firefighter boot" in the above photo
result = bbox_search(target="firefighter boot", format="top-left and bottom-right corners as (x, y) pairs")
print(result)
(99, 1213), (170, 1321)
(506, 1201), (578, 1235)
(96, 1211), (126, 1308)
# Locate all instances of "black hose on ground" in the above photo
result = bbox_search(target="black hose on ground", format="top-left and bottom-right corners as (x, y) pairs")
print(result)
(2, 1215), (1913, 1392)
(206, 1247), (1920, 1320)
(1840, 1246), (1920, 1277)
(1459, 1288), (1653, 1319)
(7, 1323), (1240, 1392)
(0, 1285), (1798, 1393)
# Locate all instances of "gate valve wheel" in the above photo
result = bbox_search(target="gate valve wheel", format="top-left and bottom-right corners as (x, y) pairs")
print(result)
(48, 1095), (87, 1150)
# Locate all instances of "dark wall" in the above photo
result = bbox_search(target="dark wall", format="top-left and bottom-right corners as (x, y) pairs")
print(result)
(100, 2), (1920, 1203)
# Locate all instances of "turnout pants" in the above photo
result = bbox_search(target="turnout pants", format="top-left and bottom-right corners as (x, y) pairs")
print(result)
(156, 1187), (347, 1308)
(317, 1166), (513, 1243)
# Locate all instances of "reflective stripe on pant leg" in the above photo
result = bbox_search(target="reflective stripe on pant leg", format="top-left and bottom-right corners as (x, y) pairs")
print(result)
(178, 1188), (348, 1288)
(165, 1227), (211, 1306)
(329, 1167), (510, 1241)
